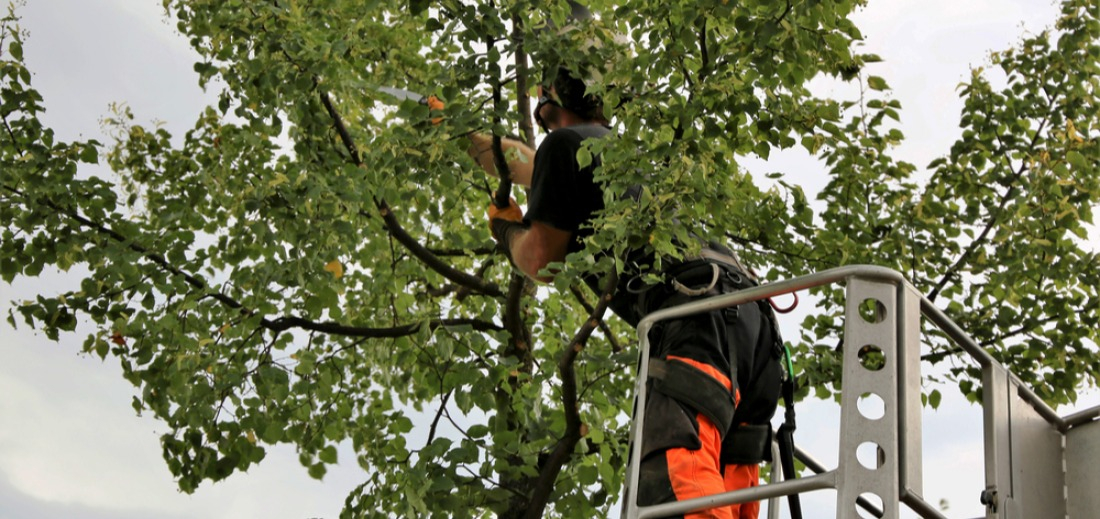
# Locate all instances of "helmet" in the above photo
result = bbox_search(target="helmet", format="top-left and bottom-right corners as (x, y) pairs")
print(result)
(532, 2), (607, 130)
(535, 66), (604, 131)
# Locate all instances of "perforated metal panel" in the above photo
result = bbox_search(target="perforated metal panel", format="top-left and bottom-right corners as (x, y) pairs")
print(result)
(838, 278), (900, 519)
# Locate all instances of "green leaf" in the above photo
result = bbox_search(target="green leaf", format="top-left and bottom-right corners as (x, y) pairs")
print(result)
(1067, 150), (1086, 169)
(319, 445), (338, 464)
(576, 147), (592, 169)
(929, 389), (942, 409)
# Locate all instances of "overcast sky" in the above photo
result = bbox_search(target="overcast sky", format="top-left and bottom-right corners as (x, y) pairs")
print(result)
(2, 1), (1097, 518)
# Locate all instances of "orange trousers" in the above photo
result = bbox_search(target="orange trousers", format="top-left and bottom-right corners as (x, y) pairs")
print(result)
(660, 356), (760, 519)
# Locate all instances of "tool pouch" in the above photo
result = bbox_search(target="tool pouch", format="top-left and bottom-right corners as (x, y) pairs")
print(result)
(721, 423), (774, 464)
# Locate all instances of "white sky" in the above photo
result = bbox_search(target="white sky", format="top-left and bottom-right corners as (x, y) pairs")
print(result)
(2, 1), (1096, 518)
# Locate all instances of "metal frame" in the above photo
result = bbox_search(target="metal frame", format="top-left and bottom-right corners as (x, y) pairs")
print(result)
(621, 265), (1100, 519)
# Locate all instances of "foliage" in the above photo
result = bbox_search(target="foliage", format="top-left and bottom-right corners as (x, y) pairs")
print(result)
(1, 0), (1098, 517)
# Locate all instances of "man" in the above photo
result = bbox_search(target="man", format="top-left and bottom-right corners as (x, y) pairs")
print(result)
(481, 66), (784, 519)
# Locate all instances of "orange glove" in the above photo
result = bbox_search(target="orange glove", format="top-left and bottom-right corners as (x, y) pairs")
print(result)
(488, 198), (523, 225)
(488, 198), (524, 242)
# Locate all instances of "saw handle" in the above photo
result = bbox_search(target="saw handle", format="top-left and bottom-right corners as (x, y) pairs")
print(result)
(420, 95), (445, 125)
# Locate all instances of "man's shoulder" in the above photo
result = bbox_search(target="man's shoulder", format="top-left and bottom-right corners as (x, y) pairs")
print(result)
(560, 123), (611, 139)
(546, 124), (611, 146)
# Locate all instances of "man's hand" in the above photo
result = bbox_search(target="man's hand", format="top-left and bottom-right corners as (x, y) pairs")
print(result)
(488, 198), (524, 241)
(467, 133), (536, 188)
(488, 198), (527, 260)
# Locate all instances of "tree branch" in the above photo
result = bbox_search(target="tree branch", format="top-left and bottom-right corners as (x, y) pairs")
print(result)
(569, 284), (623, 353)
(318, 91), (504, 298)
(426, 389), (454, 447)
(426, 246), (496, 257)
(524, 269), (617, 519)
(698, 16), (711, 83)
(511, 14), (536, 147)
(927, 101), (1054, 302)
(503, 272), (532, 368)
(4, 182), (497, 342)
(264, 316), (503, 337)
(926, 163), (1030, 302)
(487, 40), (515, 208)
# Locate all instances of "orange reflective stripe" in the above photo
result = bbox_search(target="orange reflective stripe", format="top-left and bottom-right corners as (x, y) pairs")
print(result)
(665, 413), (732, 519)
(666, 355), (739, 407)
(723, 463), (761, 519)
(666, 355), (732, 390)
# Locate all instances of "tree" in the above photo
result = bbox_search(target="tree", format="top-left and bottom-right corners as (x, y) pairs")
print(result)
(1, 0), (1097, 517)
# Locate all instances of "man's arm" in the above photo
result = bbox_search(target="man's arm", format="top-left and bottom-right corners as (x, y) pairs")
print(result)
(467, 133), (536, 188)
(506, 221), (573, 283)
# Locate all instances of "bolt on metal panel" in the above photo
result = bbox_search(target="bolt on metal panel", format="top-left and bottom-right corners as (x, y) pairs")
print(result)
(839, 278), (901, 519)
(1066, 419), (1100, 518)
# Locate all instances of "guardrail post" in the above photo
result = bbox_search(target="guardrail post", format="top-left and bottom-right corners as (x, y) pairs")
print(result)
(898, 284), (924, 502)
(838, 277), (901, 518)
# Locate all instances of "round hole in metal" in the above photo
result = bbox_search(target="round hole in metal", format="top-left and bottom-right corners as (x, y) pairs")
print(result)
(856, 492), (884, 519)
(858, 297), (887, 324)
(858, 344), (886, 372)
(856, 441), (885, 470)
(858, 392), (885, 420)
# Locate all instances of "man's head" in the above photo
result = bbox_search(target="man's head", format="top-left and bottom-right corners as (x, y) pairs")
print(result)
(534, 66), (606, 132)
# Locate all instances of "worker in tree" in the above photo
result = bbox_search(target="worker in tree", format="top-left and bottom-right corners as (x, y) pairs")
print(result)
(478, 60), (786, 519)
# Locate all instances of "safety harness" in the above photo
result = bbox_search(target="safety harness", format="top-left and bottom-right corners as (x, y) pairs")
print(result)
(637, 248), (804, 518)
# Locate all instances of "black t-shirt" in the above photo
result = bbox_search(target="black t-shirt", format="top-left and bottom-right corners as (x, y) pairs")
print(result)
(525, 123), (650, 324)
(525, 123), (611, 251)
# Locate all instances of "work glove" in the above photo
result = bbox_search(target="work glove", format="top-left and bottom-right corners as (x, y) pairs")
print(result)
(488, 198), (525, 247)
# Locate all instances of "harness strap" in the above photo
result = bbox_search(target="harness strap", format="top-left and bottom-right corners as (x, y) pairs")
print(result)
(649, 358), (736, 439)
